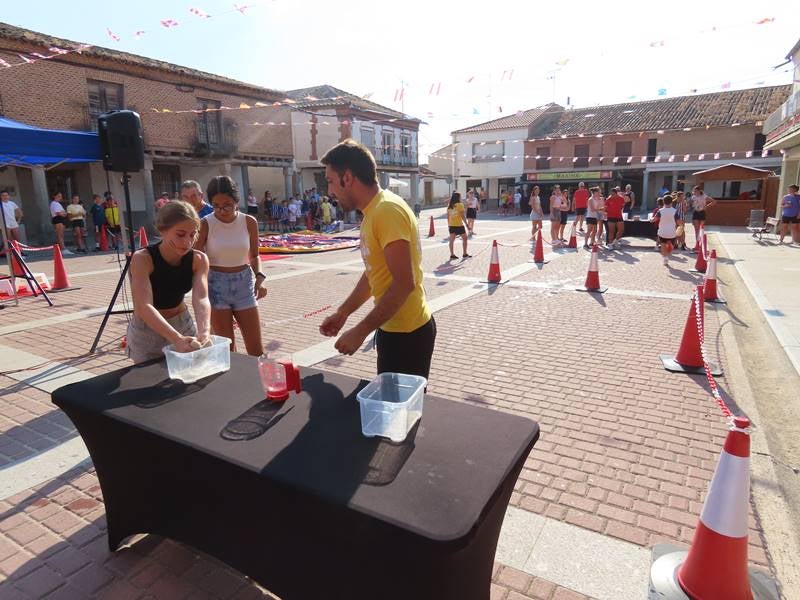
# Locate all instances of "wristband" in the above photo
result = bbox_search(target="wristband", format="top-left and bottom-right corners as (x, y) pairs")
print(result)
(255, 272), (266, 281)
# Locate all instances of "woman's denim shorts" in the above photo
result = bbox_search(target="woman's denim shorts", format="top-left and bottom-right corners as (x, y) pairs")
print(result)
(208, 268), (257, 311)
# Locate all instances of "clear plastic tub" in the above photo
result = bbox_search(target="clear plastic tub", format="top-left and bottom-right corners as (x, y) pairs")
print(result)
(163, 335), (231, 383)
(356, 372), (426, 443)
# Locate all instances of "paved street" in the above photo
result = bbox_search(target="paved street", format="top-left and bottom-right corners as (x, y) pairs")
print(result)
(1, 208), (797, 599)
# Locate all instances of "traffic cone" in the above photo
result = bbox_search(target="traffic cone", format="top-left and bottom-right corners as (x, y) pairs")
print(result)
(576, 245), (607, 293)
(693, 226), (703, 253)
(703, 249), (726, 304)
(484, 240), (502, 284)
(533, 230), (548, 264)
(138, 226), (149, 249)
(427, 215), (435, 238)
(50, 245), (77, 292)
(691, 233), (708, 273)
(10, 241), (26, 277)
(650, 417), (777, 600)
(567, 223), (577, 249)
(660, 285), (722, 375)
(99, 225), (109, 251)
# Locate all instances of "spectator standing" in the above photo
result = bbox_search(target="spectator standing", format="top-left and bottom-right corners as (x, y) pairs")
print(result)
(89, 194), (106, 251)
(288, 197), (300, 230)
(446, 192), (470, 260)
(104, 193), (121, 250)
(154, 192), (170, 212)
(180, 180), (213, 219)
(513, 188), (522, 216)
(246, 189), (258, 216)
(780, 184), (800, 244)
(549, 185), (565, 246)
(623, 184), (636, 220)
(66, 195), (88, 253)
(673, 191), (689, 250)
(195, 176), (266, 356)
(572, 182), (589, 232)
(49, 192), (69, 253)
(605, 187), (626, 248)
(529, 185), (543, 240)
(690, 185), (714, 248)
(320, 196), (333, 226)
(465, 190), (479, 235)
(0, 190), (23, 244)
(584, 187), (604, 248)
(558, 188), (570, 242)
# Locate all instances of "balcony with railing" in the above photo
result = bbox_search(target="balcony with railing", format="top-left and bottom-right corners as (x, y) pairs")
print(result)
(763, 89), (800, 140)
(375, 149), (418, 168)
(194, 117), (238, 158)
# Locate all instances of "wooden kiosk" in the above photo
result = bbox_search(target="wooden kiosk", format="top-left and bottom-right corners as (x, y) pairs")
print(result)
(691, 163), (780, 226)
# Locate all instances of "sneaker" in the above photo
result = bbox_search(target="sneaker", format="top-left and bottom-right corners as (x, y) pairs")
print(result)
(449, 254), (458, 260)
(462, 253), (472, 259)
(61, 248), (74, 255)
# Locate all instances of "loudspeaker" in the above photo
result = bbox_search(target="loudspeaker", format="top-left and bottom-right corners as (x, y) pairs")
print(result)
(98, 110), (144, 172)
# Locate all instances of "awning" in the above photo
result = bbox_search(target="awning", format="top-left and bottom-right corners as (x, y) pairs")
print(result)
(0, 116), (102, 167)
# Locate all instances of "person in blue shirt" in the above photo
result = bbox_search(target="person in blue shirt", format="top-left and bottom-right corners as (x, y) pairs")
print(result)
(180, 180), (214, 219)
(89, 194), (106, 250)
(780, 184), (800, 244)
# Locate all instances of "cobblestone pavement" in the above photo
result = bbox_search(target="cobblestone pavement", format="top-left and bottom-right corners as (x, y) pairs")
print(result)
(0, 212), (778, 598)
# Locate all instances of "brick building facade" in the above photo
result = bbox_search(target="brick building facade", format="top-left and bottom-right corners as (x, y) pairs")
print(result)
(0, 22), (294, 244)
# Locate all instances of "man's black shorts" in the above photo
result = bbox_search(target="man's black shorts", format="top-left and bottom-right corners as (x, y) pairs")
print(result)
(375, 317), (436, 380)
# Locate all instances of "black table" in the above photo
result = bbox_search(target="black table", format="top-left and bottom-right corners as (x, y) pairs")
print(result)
(52, 353), (539, 600)
(606, 219), (657, 243)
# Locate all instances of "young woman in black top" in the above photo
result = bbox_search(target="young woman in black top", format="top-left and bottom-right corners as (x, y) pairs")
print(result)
(127, 201), (211, 363)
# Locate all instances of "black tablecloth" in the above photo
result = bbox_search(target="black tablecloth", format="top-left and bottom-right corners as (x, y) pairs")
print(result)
(52, 353), (539, 600)
(607, 219), (657, 242)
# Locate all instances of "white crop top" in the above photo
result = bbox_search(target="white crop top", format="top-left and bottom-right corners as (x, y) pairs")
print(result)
(204, 212), (251, 267)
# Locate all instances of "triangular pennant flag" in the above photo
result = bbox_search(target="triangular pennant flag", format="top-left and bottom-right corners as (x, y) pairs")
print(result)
(239, 102), (251, 109)
(189, 7), (210, 18)
(160, 19), (179, 28)
(106, 28), (121, 42)
(254, 101), (268, 107)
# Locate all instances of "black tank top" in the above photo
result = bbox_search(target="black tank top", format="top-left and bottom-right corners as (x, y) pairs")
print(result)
(147, 243), (194, 309)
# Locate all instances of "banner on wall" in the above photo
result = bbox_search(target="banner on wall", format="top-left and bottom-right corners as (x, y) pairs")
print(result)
(526, 170), (613, 181)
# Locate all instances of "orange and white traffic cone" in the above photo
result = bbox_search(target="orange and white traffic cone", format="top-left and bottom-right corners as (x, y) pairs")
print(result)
(691, 232), (709, 273)
(650, 417), (778, 599)
(533, 230), (548, 264)
(576, 244), (606, 293)
(703, 249), (726, 304)
(427, 216), (435, 238)
(99, 224), (109, 251)
(567, 223), (577, 249)
(10, 241), (26, 277)
(484, 240), (502, 284)
(50, 245), (77, 292)
(661, 285), (722, 375)
(138, 226), (149, 249)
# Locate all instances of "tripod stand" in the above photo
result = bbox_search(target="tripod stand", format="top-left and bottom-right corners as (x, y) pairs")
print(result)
(89, 172), (137, 353)
(1, 198), (52, 307)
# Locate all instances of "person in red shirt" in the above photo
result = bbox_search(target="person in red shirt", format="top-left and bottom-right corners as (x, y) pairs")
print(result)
(605, 187), (626, 248)
(572, 182), (590, 233)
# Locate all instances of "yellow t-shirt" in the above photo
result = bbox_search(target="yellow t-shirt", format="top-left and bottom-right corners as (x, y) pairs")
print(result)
(447, 202), (465, 227)
(66, 204), (86, 221)
(321, 202), (332, 222)
(360, 189), (430, 333)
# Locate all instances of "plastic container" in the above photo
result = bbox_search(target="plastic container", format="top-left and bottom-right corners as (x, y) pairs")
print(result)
(356, 372), (426, 443)
(163, 335), (231, 383)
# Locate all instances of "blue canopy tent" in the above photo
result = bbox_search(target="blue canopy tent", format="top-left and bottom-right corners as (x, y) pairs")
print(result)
(0, 116), (102, 166)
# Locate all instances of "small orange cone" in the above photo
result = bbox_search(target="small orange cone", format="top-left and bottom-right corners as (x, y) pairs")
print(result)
(99, 225), (109, 251)
(576, 245), (607, 293)
(691, 233), (708, 273)
(703, 249), (726, 304)
(567, 223), (577, 249)
(485, 240), (502, 284)
(10, 241), (26, 277)
(661, 285), (722, 375)
(138, 226), (149, 249)
(533, 230), (548, 264)
(50, 245), (77, 292)
(427, 215), (435, 238)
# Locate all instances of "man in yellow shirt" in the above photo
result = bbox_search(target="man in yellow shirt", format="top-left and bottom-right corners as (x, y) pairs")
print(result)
(319, 140), (435, 379)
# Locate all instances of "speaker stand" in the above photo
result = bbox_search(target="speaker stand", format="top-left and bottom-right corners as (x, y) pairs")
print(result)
(90, 172), (135, 354)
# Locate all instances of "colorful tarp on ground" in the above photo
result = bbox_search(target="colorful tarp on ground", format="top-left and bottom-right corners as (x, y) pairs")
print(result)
(258, 230), (360, 254)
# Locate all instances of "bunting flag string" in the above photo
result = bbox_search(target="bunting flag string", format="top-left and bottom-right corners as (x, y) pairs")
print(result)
(427, 147), (779, 163)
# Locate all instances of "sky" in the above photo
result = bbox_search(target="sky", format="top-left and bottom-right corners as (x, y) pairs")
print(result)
(2, 0), (797, 161)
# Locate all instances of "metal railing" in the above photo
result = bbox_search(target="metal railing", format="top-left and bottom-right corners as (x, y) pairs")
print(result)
(193, 119), (238, 157)
(763, 89), (800, 135)
(375, 150), (418, 167)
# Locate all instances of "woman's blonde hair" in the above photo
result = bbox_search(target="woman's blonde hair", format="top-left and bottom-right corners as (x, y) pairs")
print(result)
(155, 200), (200, 232)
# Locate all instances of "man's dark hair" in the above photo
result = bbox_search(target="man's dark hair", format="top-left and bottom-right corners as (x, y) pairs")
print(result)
(320, 139), (378, 186)
(790, 185), (799, 192)
(664, 196), (673, 205)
